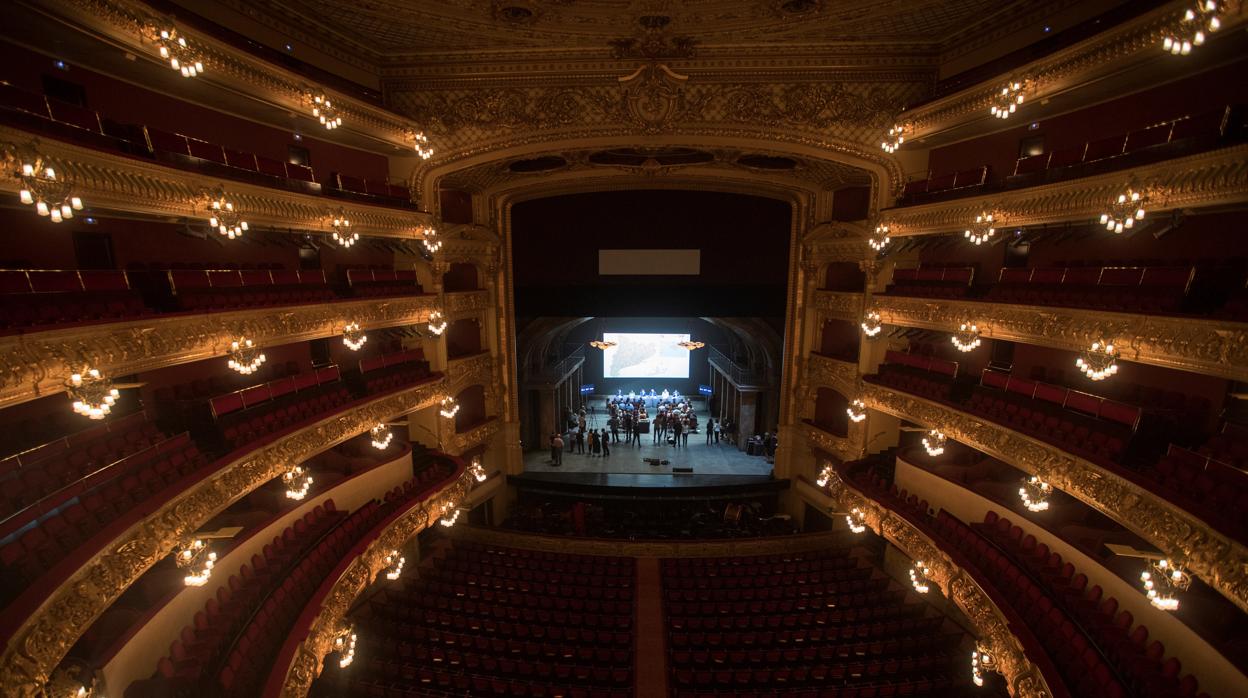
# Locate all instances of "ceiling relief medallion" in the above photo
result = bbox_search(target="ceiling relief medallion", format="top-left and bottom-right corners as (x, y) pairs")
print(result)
(607, 63), (709, 134)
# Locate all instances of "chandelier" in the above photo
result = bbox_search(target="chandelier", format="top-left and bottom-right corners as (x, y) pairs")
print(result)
(439, 396), (460, 419)
(330, 210), (359, 248)
(410, 130), (434, 160)
(951, 322), (982, 352)
(868, 222), (891, 252)
(342, 322), (368, 351)
(815, 463), (833, 487)
(1140, 558), (1191, 611)
(207, 191), (248, 239)
(922, 430), (947, 456)
(370, 423), (393, 450)
(677, 340), (706, 350)
(469, 457), (487, 482)
(1099, 186), (1147, 234)
(439, 501), (462, 527)
(964, 211), (996, 246)
(1019, 476), (1053, 512)
(909, 561), (932, 594)
(847, 399), (867, 423)
(332, 627), (358, 668)
(846, 508), (867, 534)
(421, 226), (442, 254)
(880, 123), (907, 154)
(67, 367), (120, 420)
(43, 662), (100, 698)
(589, 339), (617, 350)
(971, 644), (997, 687)
(153, 26), (204, 78)
(175, 538), (217, 587)
(382, 549), (406, 580)
(1163, 1), (1221, 55)
(282, 465), (313, 500)
(989, 80), (1025, 119)
(861, 309), (883, 338)
(1076, 340), (1119, 381)
(427, 310), (447, 335)
(227, 338), (267, 375)
(309, 91), (343, 130)
(17, 156), (83, 223)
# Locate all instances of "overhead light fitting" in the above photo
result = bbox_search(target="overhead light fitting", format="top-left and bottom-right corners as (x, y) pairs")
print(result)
(439, 396), (460, 419)
(43, 663), (100, 698)
(589, 339), (617, 350)
(815, 463), (833, 487)
(17, 155), (83, 222)
(922, 430), (947, 457)
(207, 190), (248, 239)
(342, 322), (368, 351)
(153, 25), (204, 78)
(370, 423), (393, 450)
(439, 501), (462, 527)
(880, 123), (908, 153)
(227, 338), (267, 375)
(1163, 1), (1220, 55)
(309, 90), (343, 130)
(965, 211), (996, 246)
(282, 465), (313, 500)
(1019, 476), (1053, 512)
(330, 209), (359, 247)
(428, 310), (447, 335)
(861, 309), (883, 338)
(1141, 558), (1191, 611)
(421, 226), (442, 254)
(66, 367), (119, 420)
(846, 508), (867, 534)
(909, 561), (932, 594)
(410, 130), (434, 160)
(951, 323), (982, 352)
(677, 340), (706, 350)
(469, 457), (487, 482)
(971, 644), (997, 687)
(333, 627), (358, 668)
(1100, 186), (1147, 234)
(868, 222), (891, 252)
(847, 399), (867, 423)
(1076, 340), (1120, 381)
(382, 550), (406, 580)
(175, 538), (217, 587)
(989, 80), (1025, 119)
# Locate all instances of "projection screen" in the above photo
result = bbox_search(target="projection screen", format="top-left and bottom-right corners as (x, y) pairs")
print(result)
(601, 333), (691, 378)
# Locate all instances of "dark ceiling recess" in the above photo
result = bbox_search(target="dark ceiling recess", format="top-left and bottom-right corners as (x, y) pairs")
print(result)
(497, 6), (535, 23)
(780, 0), (820, 14)
(508, 156), (567, 173)
(738, 154), (799, 170)
(587, 148), (715, 167)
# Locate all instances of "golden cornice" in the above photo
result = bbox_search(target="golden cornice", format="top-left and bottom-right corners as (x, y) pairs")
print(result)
(0, 128), (435, 237)
(0, 372), (476, 696)
(874, 295), (1248, 383)
(0, 295), (445, 410)
(812, 290), (864, 323)
(798, 474), (1053, 698)
(445, 351), (495, 394)
(859, 382), (1248, 615)
(883, 144), (1248, 236)
(803, 222), (871, 265)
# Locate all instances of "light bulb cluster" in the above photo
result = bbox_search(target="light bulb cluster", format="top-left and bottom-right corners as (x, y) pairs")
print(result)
(331, 210), (359, 248)
(868, 222), (891, 252)
(411, 131), (434, 160)
(846, 508), (867, 534)
(589, 339), (617, 350)
(370, 423), (393, 450)
(922, 430), (947, 457)
(333, 628), (358, 668)
(1076, 340), (1119, 381)
(677, 340), (706, 350)
(227, 338), (267, 375)
(383, 550), (406, 580)
(861, 309), (883, 338)
(155, 26), (204, 78)
(439, 396), (461, 419)
(965, 211), (996, 246)
(909, 561), (931, 594)
(310, 91), (344, 130)
(439, 502), (462, 527)
(428, 310), (448, 335)
(176, 539), (217, 587)
(1163, 1), (1220, 55)
(342, 322), (368, 351)
(1141, 558), (1191, 611)
(847, 399), (867, 423)
(208, 192), (248, 239)
(989, 80), (1025, 119)
(951, 323), (982, 352)
(1099, 187), (1147, 234)
(1019, 476), (1053, 512)
(67, 367), (120, 420)
(880, 124), (907, 154)
(17, 157), (83, 222)
(815, 464), (833, 487)
(971, 645), (996, 687)
(282, 465), (313, 500)
(469, 458), (487, 482)
(421, 226), (442, 254)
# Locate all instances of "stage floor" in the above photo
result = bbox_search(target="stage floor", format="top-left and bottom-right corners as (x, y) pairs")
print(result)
(523, 397), (773, 477)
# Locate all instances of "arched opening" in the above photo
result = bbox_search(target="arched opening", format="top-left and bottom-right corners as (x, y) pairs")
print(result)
(443, 262), (480, 292)
(818, 319), (860, 363)
(824, 262), (865, 292)
(812, 387), (849, 437)
(446, 318), (483, 359)
(454, 384), (488, 433)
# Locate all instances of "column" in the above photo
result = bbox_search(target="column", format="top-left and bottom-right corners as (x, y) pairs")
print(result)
(739, 392), (758, 445)
(537, 388), (556, 446)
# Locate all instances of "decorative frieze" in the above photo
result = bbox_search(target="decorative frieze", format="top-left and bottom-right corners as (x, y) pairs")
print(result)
(812, 290), (865, 323)
(801, 421), (866, 464)
(803, 353), (860, 398)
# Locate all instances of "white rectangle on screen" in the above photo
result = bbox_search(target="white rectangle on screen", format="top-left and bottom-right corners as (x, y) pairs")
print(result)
(601, 333), (691, 378)
(598, 249), (700, 275)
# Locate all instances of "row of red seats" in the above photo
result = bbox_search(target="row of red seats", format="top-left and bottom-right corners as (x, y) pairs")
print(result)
(668, 606), (928, 636)
(452, 541), (635, 570)
(867, 363), (956, 404)
(401, 603), (630, 633)
(665, 574), (877, 602)
(670, 634), (951, 659)
(988, 265), (1194, 314)
(671, 678), (955, 698)
(1147, 442), (1248, 541)
(884, 267), (974, 299)
(0, 266), (149, 331)
(361, 350), (435, 394)
(406, 589), (632, 621)
(167, 268), (338, 312)
(667, 587), (900, 619)
(672, 652), (956, 689)
(899, 165), (989, 201)
(214, 369), (352, 450)
(373, 611), (633, 652)
(318, 673), (630, 698)
(432, 556), (634, 590)
(366, 651), (632, 686)
(348, 268), (426, 299)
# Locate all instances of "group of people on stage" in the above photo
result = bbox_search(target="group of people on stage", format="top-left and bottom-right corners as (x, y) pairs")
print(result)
(548, 397), (739, 465)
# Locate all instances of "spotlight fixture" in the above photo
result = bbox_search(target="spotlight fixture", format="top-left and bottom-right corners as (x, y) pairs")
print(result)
(330, 209), (359, 248)
(964, 211), (996, 246)
(382, 549), (406, 580)
(282, 465), (313, 500)
(989, 80), (1025, 119)
(861, 309), (883, 338)
(332, 627), (358, 668)
(227, 338), (267, 375)
(469, 457), (487, 482)
(971, 644), (997, 687)
(847, 399), (867, 423)
(16, 155), (83, 222)
(308, 90), (343, 130)
(439, 396), (460, 419)
(845, 508), (867, 534)
(342, 322), (368, 351)
(815, 463), (833, 487)
(922, 430), (947, 457)
(421, 226), (442, 254)
(1019, 476), (1053, 512)
(439, 501), (462, 527)
(1099, 186), (1147, 234)
(1140, 558), (1191, 611)
(868, 222), (891, 252)
(951, 323), (982, 352)
(370, 423), (393, 450)
(909, 561), (931, 594)
(175, 539), (217, 587)
(207, 190), (248, 239)
(66, 367), (120, 420)
(1163, 1), (1220, 55)
(427, 310), (447, 335)
(880, 123), (908, 153)
(410, 130), (434, 160)
(677, 340), (706, 350)
(589, 339), (617, 350)
(1076, 340), (1119, 381)
(152, 25), (204, 77)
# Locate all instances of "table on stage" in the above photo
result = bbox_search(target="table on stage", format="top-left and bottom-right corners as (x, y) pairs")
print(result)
(610, 391), (686, 408)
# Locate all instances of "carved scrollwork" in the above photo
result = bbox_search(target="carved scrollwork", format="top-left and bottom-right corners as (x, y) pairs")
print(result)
(446, 418), (503, 456)
(812, 290), (864, 322)
(801, 421), (865, 463)
(804, 353), (859, 397)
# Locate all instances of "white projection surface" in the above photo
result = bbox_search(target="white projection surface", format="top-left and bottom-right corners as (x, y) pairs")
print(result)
(601, 333), (691, 378)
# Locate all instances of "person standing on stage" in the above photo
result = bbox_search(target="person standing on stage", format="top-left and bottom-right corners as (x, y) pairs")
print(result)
(551, 433), (563, 466)
(575, 427), (585, 454)
(706, 418), (715, 445)
(633, 418), (643, 447)
(653, 413), (664, 444)
(609, 414), (619, 443)
(671, 418), (682, 448)
(600, 428), (610, 457)
(682, 418), (690, 448)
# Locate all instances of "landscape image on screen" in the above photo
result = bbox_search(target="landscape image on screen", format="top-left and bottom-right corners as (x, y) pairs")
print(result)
(601, 333), (691, 378)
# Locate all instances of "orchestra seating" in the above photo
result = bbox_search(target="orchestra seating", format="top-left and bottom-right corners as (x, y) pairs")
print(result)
(0, 268), (149, 333)
(209, 366), (351, 450)
(662, 550), (965, 697)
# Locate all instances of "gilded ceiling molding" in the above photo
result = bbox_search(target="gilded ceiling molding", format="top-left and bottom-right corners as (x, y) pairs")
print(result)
(802, 353), (860, 398)
(26, 0), (429, 146)
(276, 467), (477, 698)
(874, 296), (1248, 383)
(859, 382), (1248, 614)
(453, 523), (849, 559)
(884, 144), (1248, 236)
(0, 372), (472, 696)
(812, 290), (864, 323)
(0, 295), (443, 410)
(904, 0), (1248, 137)
(0, 129), (436, 237)
(797, 474), (1054, 698)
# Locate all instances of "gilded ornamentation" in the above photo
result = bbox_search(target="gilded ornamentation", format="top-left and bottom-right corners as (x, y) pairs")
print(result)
(873, 296), (1248, 383)
(812, 290), (864, 322)
(447, 418), (503, 456)
(801, 421), (865, 463)
(860, 382), (1248, 614)
(722, 83), (901, 131)
(803, 353), (859, 397)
